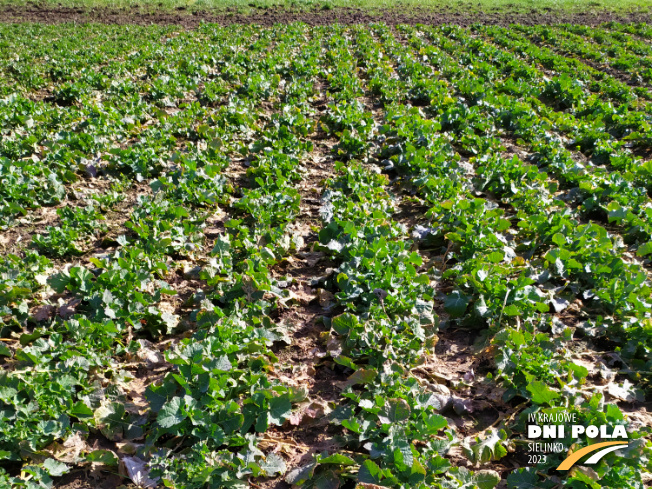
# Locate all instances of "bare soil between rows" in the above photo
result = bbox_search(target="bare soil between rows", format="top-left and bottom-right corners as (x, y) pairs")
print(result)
(1, 4), (652, 26)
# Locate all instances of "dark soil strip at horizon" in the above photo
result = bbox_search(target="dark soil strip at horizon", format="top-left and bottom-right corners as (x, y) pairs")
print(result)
(1, 4), (652, 27)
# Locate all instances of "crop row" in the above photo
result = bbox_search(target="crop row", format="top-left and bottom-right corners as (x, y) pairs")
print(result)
(412, 25), (652, 256)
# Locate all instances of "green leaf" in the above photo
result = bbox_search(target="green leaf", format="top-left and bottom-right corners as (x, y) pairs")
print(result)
(568, 467), (601, 489)
(94, 402), (126, 440)
(318, 453), (356, 465)
(0, 450), (15, 461)
(637, 241), (652, 257)
(145, 377), (178, 413)
(102, 288), (114, 305)
(214, 355), (232, 372)
(507, 468), (539, 488)
(344, 369), (377, 387)
(268, 395), (292, 425)
(332, 313), (357, 335)
(70, 401), (94, 419)
(378, 398), (410, 424)
(260, 453), (286, 476)
(526, 381), (560, 405)
(20, 330), (43, 346)
(85, 450), (119, 466)
(424, 413), (448, 432)
(43, 458), (69, 477)
(474, 469), (501, 489)
(605, 404), (624, 422)
(393, 439), (414, 468)
(358, 459), (383, 484)
(487, 251), (503, 263)
(314, 469), (340, 489)
(342, 419), (361, 433)
(568, 363), (589, 380)
(410, 458), (427, 479)
(218, 402), (244, 434)
(255, 411), (270, 432)
(48, 273), (71, 293)
(333, 355), (358, 371)
(462, 430), (508, 465)
(286, 462), (316, 485)
(428, 455), (451, 474)
(444, 290), (470, 318)
(158, 396), (187, 428)
(503, 304), (520, 316)
(287, 386), (309, 403)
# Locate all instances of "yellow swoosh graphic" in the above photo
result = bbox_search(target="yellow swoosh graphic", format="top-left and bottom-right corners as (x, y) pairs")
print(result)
(557, 441), (627, 470)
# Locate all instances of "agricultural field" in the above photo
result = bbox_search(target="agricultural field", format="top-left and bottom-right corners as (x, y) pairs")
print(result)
(0, 16), (652, 489)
